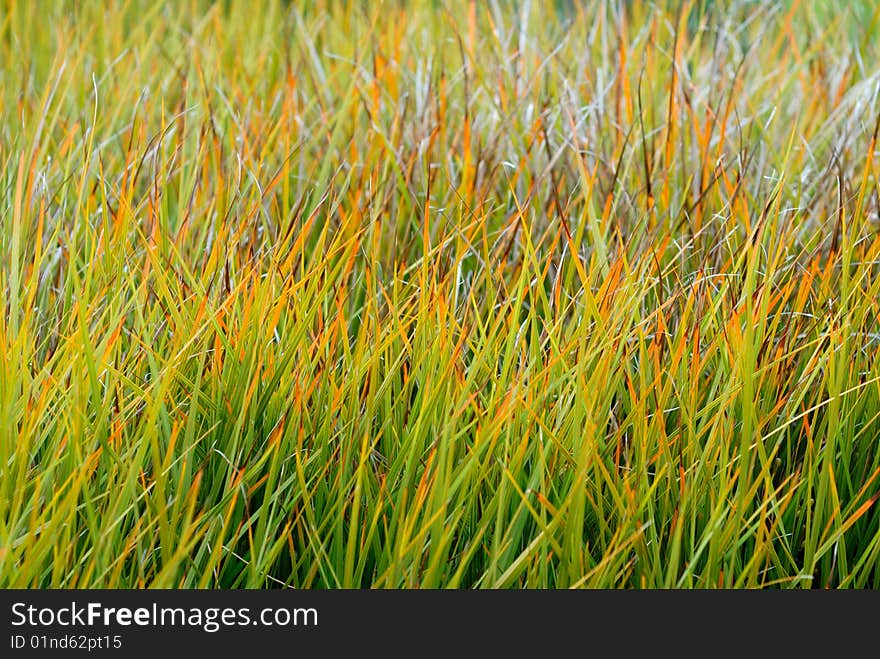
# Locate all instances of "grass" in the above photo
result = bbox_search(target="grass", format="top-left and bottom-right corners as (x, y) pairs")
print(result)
(1, 0), (880, 588)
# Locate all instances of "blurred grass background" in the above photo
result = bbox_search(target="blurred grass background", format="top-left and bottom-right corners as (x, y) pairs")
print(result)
(1, 0), (879, 587)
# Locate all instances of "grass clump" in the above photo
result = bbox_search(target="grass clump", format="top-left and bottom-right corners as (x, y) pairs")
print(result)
(1, 0), (880, 588)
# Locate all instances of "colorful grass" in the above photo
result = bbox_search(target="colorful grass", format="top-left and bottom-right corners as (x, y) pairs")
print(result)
(2, 0), (880, 588)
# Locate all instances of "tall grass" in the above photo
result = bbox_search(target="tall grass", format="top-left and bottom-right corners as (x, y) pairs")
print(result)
(1, 0), (880, 588)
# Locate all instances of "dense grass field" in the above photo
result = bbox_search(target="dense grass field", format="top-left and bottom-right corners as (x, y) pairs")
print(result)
(2, 0), (880, 588)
